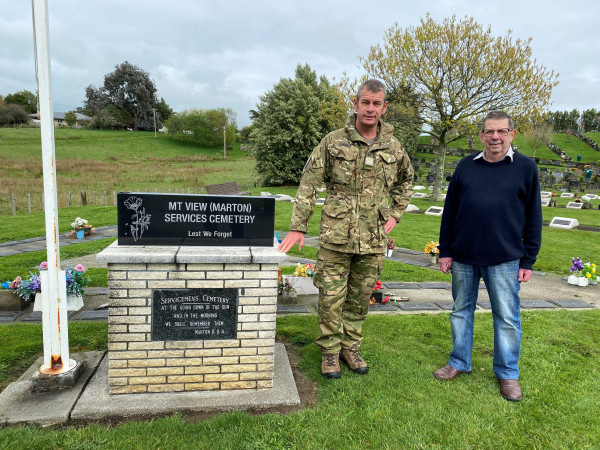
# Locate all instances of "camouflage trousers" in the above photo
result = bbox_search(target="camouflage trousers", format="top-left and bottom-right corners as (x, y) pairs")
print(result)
(313, 247), (384, 354)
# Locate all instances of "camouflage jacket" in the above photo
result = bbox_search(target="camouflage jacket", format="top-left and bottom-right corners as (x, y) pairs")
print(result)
(290, 115), (413, 254)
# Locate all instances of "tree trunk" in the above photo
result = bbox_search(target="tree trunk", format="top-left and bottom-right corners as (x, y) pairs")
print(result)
(431, 142), (447, 202)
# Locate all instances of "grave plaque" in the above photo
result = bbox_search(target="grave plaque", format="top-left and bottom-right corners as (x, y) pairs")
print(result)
(549, 217), (579, 229)
(560, 193), (574, 198)
(412, 192), (430, 198)
(540, 191), (552, 197)
(566, 202), (583, 209)
(152, 288), (238, 341)
(117, 192), (274, 246)
(425, 206), (444, 216)
(540, 199), (550, 207)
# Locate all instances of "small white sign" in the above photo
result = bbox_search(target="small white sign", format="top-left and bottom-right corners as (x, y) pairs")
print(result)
(540, 199), (551, 207)
(540, 191), (552, 198)
(425, 207), (444, 216)
(412, 192), (430, 198)
(560, 193), (575, 198)
(566, 202), (583, 209)
(549, 217), (579, 229)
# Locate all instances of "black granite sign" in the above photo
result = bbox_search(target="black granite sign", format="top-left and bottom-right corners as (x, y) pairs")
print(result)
(151, 289), (238, 341)
(117, 192), (274, 246)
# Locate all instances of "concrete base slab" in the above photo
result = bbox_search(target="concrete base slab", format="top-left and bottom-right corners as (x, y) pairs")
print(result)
(0, 351), (105, 426)
(71, 343), (299, 421)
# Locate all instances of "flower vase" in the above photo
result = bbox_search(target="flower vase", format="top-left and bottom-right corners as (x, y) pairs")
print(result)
(430, 254), (439, 265)
(386, 249), (394, 257)
(567, 275), (588, 287)
(76, 229), (85, 239)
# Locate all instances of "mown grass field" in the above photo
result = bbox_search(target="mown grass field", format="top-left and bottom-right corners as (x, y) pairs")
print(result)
(1, 127), (599, 447)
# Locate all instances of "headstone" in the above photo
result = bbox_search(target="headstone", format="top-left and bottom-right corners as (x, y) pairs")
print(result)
(549, 217), (579, 229)
(412, 193), (430, 198)
(405, 204), (420, 212)
(540, 199), (551, 207)
(566, 202), (583, 209)
(413, 185), (427, 190)
(540, 191), (552, 197)
(425, 206), (444, 216)
(117, 192), (274, 246)
(560, 193), (574, 198)
(585, 194), (598, 199)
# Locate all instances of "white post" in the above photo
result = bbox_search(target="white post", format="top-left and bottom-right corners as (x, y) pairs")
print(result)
(223, 127), (227, 159)
(32, 0), (71, 373)
(153, 108), (157, 139)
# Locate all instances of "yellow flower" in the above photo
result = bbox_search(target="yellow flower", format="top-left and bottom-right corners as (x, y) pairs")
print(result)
(585, 273), (591, 278)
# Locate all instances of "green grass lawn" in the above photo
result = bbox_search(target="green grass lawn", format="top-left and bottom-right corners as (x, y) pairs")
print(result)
(1, 311), (599, 447)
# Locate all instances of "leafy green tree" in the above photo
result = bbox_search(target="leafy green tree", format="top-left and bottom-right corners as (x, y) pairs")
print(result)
(4, 90), (37, 114)
(360, 14), (558, 200)
(581, 109), (599, 132)
(165, 108), (237, 148)
(0, 103), (30, 126)
(64, 110), (77, 127)
(249, 63), (346, 185)
(523, 122), (554, 158)
(83, 61), (165, 131)
(153, 97), (174, 123)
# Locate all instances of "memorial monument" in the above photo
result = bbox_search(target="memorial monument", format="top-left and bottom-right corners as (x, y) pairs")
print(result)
(97, 193), (286, 394)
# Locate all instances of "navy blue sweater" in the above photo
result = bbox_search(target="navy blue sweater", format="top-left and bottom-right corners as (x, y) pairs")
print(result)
(438, 152), (542, 270)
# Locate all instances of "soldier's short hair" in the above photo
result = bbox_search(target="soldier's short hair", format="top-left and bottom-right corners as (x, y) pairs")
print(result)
(482, 110), (514, 130)
(356, 79), (386, 102)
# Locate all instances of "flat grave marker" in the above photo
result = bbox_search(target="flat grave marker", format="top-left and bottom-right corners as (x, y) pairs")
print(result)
(549, 217), (579, 229)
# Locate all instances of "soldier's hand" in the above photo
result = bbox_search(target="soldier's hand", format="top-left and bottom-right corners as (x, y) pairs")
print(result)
(278, 231), (305, 253)
(384, 217), (397, 234)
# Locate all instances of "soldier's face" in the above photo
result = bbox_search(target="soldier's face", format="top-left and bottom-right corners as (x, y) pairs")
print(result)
(353, 89), (388, 131)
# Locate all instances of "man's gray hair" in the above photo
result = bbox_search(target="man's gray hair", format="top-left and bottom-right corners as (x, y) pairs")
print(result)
(356, 79), (387, 101)
(482, 110), (514, 130)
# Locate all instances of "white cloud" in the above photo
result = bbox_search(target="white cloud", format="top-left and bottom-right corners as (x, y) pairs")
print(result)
(1, 0), (598, 127)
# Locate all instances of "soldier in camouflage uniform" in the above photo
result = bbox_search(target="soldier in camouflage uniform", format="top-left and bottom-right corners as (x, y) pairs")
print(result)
(279, 79), (413, 378)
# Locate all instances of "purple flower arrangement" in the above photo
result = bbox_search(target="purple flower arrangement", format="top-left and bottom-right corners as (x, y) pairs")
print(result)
(1, 262), (90, 300)
(569, 257), (584, 276)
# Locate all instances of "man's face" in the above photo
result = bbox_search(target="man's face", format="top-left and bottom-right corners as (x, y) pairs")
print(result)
(352, 89), (388, 131)
(479, 118), (516, 160)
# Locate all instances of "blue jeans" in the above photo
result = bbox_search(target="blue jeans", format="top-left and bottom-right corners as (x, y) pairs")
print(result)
(448, 260), (522, 379)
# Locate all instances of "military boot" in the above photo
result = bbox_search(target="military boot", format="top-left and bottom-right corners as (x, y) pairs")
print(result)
(321, 352), (341, 379)
(340, 344), (369, 374)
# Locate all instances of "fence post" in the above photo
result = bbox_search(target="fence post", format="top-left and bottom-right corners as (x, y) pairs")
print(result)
(194, 187), (197, 195)
(113, 191), (116, 206)
(104, 191), (107, 206)
(42, 194), (45, 210)
(93, 191), (96, 206)
(28, 193), (31, 213)
(11, 194), (16, 216)
(68, 192), (72, 207)
(80, 191), (87, 206)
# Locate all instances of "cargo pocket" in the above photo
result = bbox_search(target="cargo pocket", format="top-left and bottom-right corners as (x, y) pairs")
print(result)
(320, 196), (350, 244)
(378, 152), (398, 187)
(328, 144), (358, 185)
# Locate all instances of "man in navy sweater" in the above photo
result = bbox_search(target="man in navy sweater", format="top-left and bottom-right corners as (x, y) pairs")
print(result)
(433, 110), (542, 402)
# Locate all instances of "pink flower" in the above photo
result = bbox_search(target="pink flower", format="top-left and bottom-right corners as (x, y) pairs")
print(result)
(74, 264), (86, 273)
(40, 261), (48, 270)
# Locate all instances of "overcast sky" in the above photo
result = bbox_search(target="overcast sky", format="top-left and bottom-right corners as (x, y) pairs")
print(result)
(1, 1), (599, 127)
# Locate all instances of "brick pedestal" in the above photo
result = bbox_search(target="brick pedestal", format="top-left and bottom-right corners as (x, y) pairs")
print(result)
(97, 242), (285, 395)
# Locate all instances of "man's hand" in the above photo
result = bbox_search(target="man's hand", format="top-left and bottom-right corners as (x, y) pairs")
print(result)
(439, 257), (452, 274)
(384, 217), (397, 234)
(518, 268), (533, 282)
(278, 231), (305, 253)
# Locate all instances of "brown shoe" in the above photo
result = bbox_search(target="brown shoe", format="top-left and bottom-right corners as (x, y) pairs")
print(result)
(321, 353), (341, 379)
(499, 379), (523, 402)
(433, 364), (471, 380)
(340, 345), (369, 374)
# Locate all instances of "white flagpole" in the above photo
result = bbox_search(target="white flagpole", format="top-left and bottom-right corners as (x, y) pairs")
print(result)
(32, 0), (71, 373)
